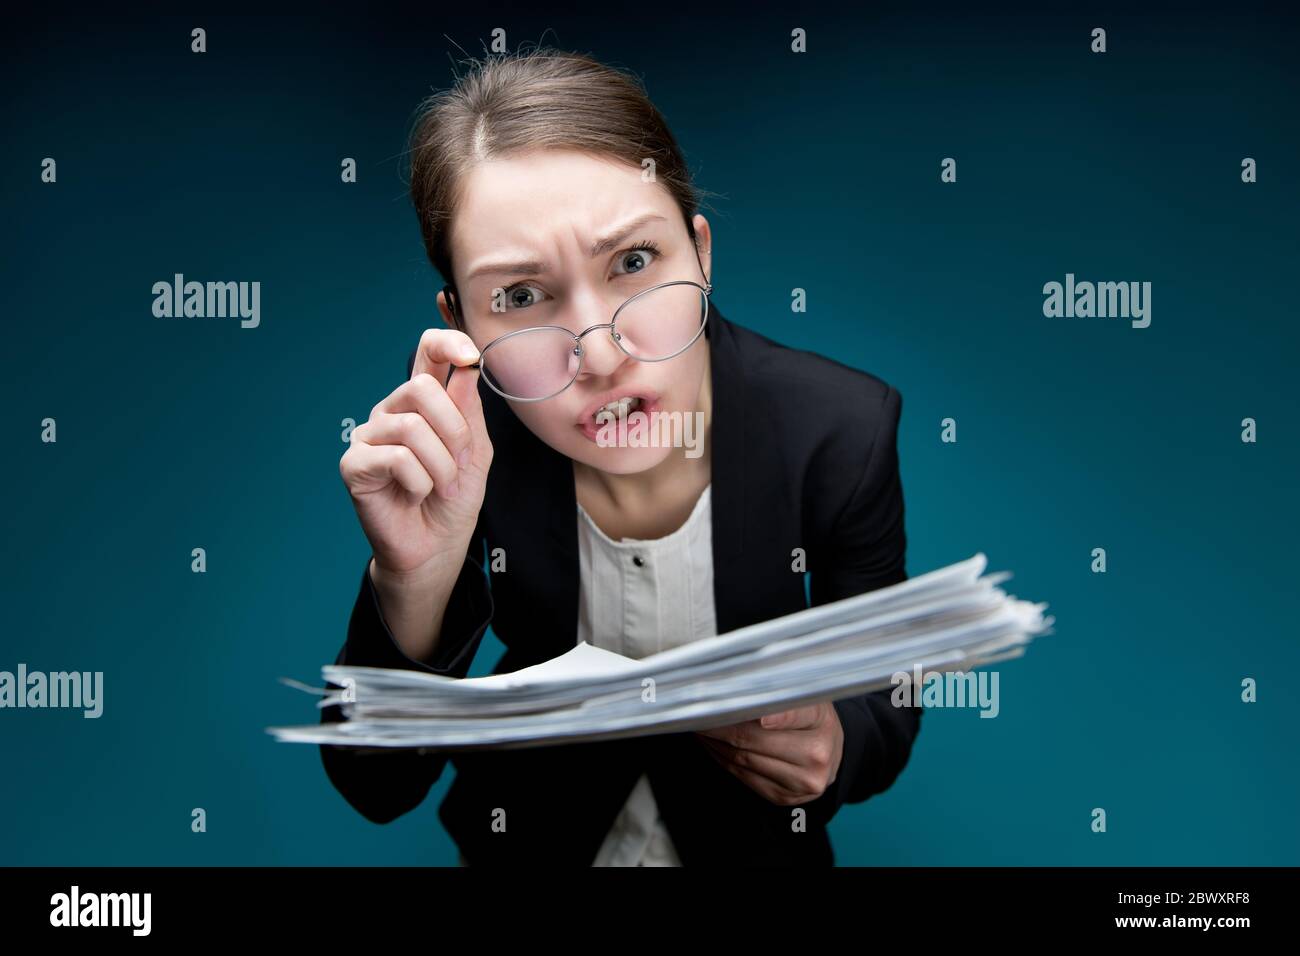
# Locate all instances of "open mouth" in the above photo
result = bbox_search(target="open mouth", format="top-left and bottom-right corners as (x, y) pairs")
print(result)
(576, 393), (661, 442)
(590, 395), (643, 422)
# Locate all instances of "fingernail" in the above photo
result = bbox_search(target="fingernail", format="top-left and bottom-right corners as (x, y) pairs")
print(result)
(456, 448), (471, 468)
(459, 346), (480, 362)
(445, 479), (460, 498)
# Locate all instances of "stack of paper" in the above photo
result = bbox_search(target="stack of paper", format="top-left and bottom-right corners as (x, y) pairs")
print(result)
(267, 553), (1053, 751)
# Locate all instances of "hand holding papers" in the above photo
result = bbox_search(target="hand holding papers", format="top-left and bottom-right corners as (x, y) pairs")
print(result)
(268, 553), (1053, 751)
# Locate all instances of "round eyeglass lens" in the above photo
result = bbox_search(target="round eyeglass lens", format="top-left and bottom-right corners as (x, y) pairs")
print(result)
(613, 283), (708, 361)
(479, 326), (579, 400)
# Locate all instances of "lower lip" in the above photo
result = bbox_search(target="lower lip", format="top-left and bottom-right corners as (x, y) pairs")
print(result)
(576, 397), (661, 443)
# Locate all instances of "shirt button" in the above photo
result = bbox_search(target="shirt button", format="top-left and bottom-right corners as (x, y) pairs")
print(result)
(632, 555), (644, 567)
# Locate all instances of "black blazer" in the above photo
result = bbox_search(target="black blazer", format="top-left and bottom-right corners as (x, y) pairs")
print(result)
(319, 301), (922, 866)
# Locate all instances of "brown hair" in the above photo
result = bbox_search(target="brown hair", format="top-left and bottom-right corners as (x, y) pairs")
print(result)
(405, 46), (714, 324)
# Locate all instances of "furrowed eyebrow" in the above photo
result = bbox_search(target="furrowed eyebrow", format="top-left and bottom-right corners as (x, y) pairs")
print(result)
(465, 257), (546, 281)
(588, 212), (668, 257)
(464, 212), (670, 282)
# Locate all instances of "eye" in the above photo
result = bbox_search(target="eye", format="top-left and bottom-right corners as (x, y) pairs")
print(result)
(496, 240), (663, 308)
(497, 283), (548, 311)
(613, 240), (663, 276)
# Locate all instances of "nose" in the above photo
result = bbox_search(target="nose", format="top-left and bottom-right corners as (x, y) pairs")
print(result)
(574, 323), (631, 379)
(563, 290), (630, 380)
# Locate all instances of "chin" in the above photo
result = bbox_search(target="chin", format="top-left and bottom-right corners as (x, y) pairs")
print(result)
(565, 435), (677, 474)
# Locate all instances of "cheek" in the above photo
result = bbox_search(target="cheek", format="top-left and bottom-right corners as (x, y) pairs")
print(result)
(511, 403), (574, 442)
(509, 403), (605, 463)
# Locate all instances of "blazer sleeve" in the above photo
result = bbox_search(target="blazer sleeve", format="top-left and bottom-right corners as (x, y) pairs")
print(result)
(802, 383), (921, 829)
(318, 346), (495, 824)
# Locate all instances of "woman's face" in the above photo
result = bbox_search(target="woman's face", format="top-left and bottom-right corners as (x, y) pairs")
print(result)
(440, 148), (713, 475)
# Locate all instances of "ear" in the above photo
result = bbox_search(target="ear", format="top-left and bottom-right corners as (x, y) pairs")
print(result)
(436, 286), (459, 330)
(692, 214), (713, 285)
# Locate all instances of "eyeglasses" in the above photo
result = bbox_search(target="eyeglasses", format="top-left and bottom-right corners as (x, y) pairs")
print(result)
(442, 255), (713, 402)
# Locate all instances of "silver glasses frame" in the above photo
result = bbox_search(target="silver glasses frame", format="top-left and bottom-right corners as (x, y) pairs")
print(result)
(461, 278), (714, 403)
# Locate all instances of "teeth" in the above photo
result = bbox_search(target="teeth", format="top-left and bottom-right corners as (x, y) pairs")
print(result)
(593, 396), (642, 422)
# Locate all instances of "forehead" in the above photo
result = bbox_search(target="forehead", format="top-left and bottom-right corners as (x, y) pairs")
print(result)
(451, 148), (679, 262)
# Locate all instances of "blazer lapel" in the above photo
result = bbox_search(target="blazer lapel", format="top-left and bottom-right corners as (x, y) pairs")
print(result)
(477, 373), (579, 664)
(703, 304), (751, 636)
(707, 305), (810, 631)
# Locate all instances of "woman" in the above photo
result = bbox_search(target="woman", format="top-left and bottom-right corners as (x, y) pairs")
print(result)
(321, 47), (921, 866)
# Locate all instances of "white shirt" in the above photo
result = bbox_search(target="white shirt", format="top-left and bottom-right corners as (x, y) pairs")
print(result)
(576, 483), (717, 867)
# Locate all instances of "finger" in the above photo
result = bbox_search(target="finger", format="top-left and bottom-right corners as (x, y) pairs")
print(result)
(352, 412), (459, 499)
(698, 734), (752, 771)
(701, 740), (808, 803)
(699, 729), (810, 770)
(376, 374), (474, 468)
(705, 738), (820, 798)
(340, 442), (433, 499)
(697, 713), (802, 751)
(759, 705), (823, 732)
(444, 359), (487, 452)
(694, 719), (760, 745)
(410, 327), (481, 384)
(726, 766), (808, 806)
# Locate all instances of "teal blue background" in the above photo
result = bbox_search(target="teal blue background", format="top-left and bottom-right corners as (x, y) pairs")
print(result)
(2, 3), (1296, 865)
